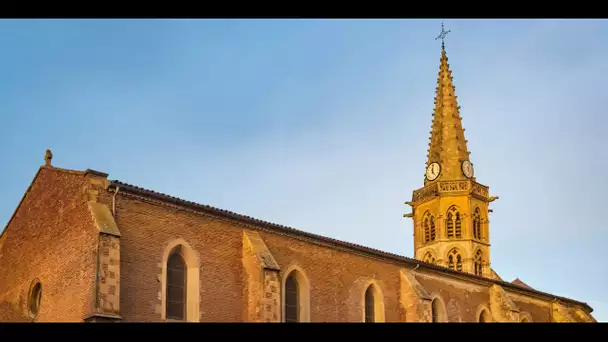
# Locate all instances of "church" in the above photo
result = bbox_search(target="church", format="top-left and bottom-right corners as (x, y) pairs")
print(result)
(0, 30), (597, 323)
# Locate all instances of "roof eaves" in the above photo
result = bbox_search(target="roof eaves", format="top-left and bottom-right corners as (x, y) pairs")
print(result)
(108, 180), (593, 313)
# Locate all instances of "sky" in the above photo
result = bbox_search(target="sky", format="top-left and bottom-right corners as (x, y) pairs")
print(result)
(0, 19), (606, 322)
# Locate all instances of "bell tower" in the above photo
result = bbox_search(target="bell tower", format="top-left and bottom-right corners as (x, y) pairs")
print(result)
(404, 24), (498, 277)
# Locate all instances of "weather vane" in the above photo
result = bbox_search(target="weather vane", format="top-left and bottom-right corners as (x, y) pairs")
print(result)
(435, 22), (451, 50)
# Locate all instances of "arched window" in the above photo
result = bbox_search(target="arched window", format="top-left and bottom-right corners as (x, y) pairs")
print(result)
(361, 282), (385, 322)
(447, 248), (463, 272)
(285, 273), (299, 323)
(446, 206), (462, 238)
(423, 212), (436, 243)
(364, 286), (375, 322)
(479, 309), (490, 322)
(423, 216), (430, 243)
(473, 208), (481, 240)
(28, 280), (42, 319)
(166, 251), (187, 320)
(474, 250), (483, 276)
(519, 312), (532, 323)
(431, 297), (447, 322)
(423, 252), (436, 264)
(282, 267), (310, 323)
(161, 240), (200, 322)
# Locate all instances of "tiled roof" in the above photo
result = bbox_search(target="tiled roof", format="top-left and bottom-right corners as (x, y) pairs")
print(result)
(512, 278), (534, 290)
(490, 268), (503, 281)
(109, 179), (592, 313)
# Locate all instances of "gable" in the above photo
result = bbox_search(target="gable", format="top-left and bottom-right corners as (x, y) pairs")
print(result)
(0, 166), (102, 321)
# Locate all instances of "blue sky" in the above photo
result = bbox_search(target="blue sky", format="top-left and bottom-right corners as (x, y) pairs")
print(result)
(0, 19), (606, 321)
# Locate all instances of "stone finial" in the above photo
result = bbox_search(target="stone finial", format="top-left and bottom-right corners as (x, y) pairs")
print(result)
(44, 149), (53, 167)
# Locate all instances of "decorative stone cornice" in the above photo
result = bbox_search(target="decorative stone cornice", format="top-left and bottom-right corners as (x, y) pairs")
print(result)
(410, 180), (492, 205)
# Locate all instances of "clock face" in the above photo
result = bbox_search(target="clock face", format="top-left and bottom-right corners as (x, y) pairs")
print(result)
(426, 162), (441, 181)
(461, 160), (474, 178)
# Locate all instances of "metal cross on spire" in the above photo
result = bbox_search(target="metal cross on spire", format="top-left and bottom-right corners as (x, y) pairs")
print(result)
(435, 22), (451, 50)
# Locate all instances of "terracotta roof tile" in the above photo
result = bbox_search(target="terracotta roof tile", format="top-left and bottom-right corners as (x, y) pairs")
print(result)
(490, 268), (503, 281)
(109, 179), (592, 312)
(512, 278), (534, 290)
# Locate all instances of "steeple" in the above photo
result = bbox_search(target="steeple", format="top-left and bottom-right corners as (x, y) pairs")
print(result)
(405, 24), (496, 278)
(425, 30), (471, 184)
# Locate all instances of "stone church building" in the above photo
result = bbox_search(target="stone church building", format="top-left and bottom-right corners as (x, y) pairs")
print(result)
(0, 41), (597, 323)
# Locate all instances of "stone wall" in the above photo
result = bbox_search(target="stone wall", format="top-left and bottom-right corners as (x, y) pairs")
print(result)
(96, 234), (121, 316)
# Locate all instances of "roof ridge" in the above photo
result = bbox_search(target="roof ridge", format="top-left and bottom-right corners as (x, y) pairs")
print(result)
(110, 180), (405, 259)
(109, 179), (591, 312)
(512, 277), (534, 289)
(43, 165), (87, 175)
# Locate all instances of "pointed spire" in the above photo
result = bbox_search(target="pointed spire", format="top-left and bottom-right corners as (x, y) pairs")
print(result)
(425, 24), (471, 182)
